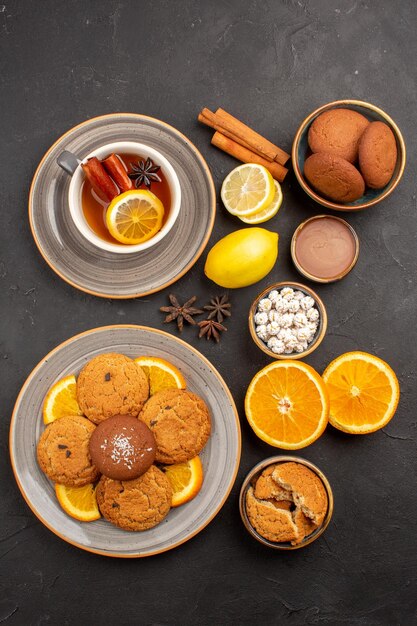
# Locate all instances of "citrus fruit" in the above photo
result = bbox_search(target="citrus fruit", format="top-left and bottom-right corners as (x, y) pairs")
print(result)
(106, 189), (164, 245)
(221, 163), (275, 217)
(204, 228), (279, 288)
(43, 375), (83, 425)
(55, 483), (101, 522)
(134, 356), (186, 395)
(322, 351), (400, 434)
(245, 361), (329, 449)
(162, 456), (204, 507)
(240, 180), (283, 224)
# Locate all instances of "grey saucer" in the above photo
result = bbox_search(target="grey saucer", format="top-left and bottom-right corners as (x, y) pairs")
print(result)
(10, 325), (241, 557)
(29, 114), (216, 298)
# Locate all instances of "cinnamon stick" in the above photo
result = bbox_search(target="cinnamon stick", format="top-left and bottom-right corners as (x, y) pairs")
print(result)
(211, 131), (288, 183)
(102, 154), (133, 192)
(200, 107), (290, 166)
(197, 112), (266, 159)
(82, 157), (119, 202)
(216, 108), (290, 166)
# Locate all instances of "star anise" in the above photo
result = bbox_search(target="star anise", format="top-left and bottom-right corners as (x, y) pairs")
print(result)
(160, 294), (203, 332)
(204, 294), (231, 323)
(128, 157), (161, 189)
(198, 319), (227, 343)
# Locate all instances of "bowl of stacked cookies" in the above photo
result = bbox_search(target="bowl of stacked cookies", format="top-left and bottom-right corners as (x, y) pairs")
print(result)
(292, 99), (406, 211)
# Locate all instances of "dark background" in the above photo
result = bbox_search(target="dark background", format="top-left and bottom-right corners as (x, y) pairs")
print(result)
(1, 1), (416, 624)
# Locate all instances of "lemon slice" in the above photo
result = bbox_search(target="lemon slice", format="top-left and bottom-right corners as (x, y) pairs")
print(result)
(106, 189), (164, 245)
(134, 356), (186, 395)
(162, 456), (204, 507)
(55, 483), (101, 522)
(240, 180), (283, 224)
(221, 164), (275, 217)
(43, 375), (82, 424)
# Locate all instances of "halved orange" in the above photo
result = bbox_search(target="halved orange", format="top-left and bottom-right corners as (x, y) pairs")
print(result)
(162, 456), (204, 507)
(43, 375), (83, 424)
(134, 356), (186, 395)
(55, 483), (101, 522)
(245, 361), (329, 449)
(322, 351), (400, 434)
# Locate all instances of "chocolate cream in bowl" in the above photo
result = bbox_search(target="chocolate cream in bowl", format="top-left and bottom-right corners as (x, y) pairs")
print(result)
(292, 216), (358, 282)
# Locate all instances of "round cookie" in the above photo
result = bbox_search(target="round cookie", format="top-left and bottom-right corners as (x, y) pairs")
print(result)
(358, 121), (397, 189)
(308, 108), (370, 163)
(37, 415), (99, 487)
(139, 389), (211, 464)
(304, 152), (365, 203)
(89, 414), (156, 480)
(96, 465), (172, 531)
(77, 353), (149, 424)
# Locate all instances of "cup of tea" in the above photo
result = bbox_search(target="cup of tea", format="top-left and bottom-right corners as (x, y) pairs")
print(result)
(58, 141), (181, 254)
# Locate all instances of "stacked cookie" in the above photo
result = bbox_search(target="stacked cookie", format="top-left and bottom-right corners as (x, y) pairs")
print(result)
(304, 108), (397, 203)
(245, 461), (328, 546)
(37, 353), (211, 532)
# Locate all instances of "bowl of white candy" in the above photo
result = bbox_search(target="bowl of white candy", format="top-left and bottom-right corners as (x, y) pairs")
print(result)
(248, 282), (327, 360)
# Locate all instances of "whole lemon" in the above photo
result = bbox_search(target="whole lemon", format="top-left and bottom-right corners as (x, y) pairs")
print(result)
(204, 228), (279, 288)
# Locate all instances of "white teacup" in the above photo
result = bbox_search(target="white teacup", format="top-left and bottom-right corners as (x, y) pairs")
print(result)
(59, 141), (181, 254)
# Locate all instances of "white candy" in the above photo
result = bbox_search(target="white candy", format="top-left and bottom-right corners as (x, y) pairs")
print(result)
(267, 336), (279, 349)
(297, 326), (311, 342)
(256, 324), (268, 341)
(281, 287), (294, 300)
(284, 346), (295, 354)
(308, 321), (318, 333)
(280, 313), (294, 328)
(283, 335), (297, 351)
(293, 312), (308, 328)
(274, 297), (286, 313)
(271, 340), (285, 354)
(294, 342), (307, 353)
(306, 307), (319, 322)
(266, 321), (280, 336)
(258, 298), (272, 312)
(268, 309), (281, 323)
(287, 299), (300, 313)
(268, 290), (279, 303)
(254, 311), (269, 326)
(300, 296), (315, 311)
(293, 291), (305, 300)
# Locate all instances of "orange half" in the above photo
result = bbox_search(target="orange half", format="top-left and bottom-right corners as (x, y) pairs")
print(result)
(322, 351), (400, 434)
(134, 356), (186, 395)
(43, 375), (83, 424)
(245, 360), (329, 449)
(162, 456), (204, 507)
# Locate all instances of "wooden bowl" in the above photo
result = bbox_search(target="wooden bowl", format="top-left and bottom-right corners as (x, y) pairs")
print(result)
(248, 281), (327, 360)
(292, 99), (406, 211)
(239, 455), (334, 550)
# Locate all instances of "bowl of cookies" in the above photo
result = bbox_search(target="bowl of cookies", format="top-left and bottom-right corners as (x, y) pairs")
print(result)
(292, 99), (406, 211)
(239, 456), (333, 549)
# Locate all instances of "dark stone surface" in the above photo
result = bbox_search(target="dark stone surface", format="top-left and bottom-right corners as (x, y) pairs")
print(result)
(1, 1), (416, 624)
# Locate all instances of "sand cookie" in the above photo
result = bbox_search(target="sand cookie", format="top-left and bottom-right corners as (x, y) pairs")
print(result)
(358, 121), (397, 189)
(139, 389), (211, 464)
(37, 415), (99, 487)
(291, 506), (318, 546)
(96, 465), (172, 531)
(254, 465), (292, 501)
(308, 108), (370, 163)
(272, 462), (328, 526)
(245, 487), (299, 543)
(77, 353), (149, 424)
(304, 152), (365, 203)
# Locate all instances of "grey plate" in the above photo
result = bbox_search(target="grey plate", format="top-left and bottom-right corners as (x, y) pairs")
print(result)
(10, 325), (241, 557)
(29, 114), (216, 298)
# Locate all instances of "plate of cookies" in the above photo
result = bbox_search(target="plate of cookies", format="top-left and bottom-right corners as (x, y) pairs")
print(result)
(10, 325), (241, 557)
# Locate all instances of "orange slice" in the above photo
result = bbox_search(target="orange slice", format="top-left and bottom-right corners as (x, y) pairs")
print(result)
(245, 361), (329, 449)
(162, 456), (204, 507)
(134, 356), (186, 395)
(55, 483), (101, 522)
(322, 351), (400, 434)
(43, 375), (83, 424)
